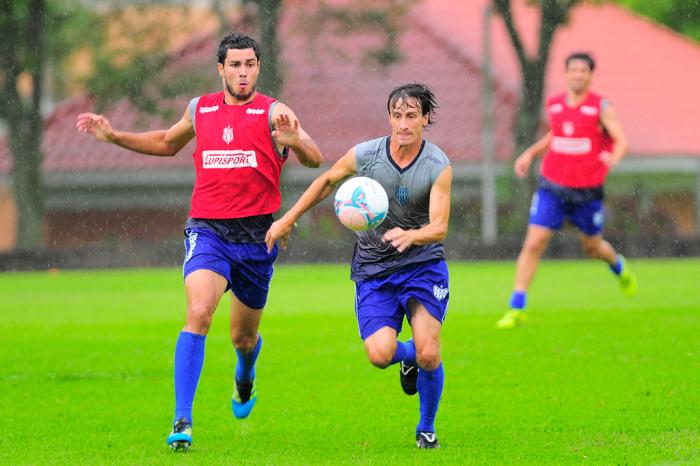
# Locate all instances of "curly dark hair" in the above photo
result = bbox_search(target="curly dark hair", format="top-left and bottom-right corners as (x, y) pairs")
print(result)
(218, 33), (261, 64)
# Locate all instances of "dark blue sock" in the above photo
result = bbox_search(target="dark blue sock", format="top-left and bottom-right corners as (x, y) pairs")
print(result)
(609, 257), (623, 275)
(173, 331), (206, 424)
(390, 339), (416, 365)
(416, 363), (444, 434)
(510, 291), (526, 310)
(235, 334), (262, 383)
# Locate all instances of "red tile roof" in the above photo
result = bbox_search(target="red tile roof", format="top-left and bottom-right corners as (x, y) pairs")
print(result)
(1, 0), (698, 175)
(409, 0), (700, 157)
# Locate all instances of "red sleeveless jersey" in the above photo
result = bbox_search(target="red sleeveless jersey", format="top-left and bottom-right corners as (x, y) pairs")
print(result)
(540, 92), (613, 188)
(189, 92), (286, 219)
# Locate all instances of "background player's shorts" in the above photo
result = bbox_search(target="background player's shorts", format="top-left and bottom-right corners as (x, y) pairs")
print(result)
(529, 188), (605, 236)
(182, 227), (278, 309)
(354, 259), (449, 340)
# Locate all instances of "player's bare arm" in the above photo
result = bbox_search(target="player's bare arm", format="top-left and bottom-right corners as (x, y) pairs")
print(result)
(382, 165), (452, 253)
(76, 107), (195, 157)
(271, 103), (323, 168)
(265, 149), (357, 252)
(514, 131), (553, 178)
(598, 104), (629, 167)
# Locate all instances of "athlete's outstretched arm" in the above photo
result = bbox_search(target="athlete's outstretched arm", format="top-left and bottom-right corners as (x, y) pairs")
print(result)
(270, 102), (323, 168)
(265, 149), (357, 252)
(599, 104), (629, 167)
(75, 107), (195, 157)
(382, 165), (452, 253)
(514, 131), (552, 178)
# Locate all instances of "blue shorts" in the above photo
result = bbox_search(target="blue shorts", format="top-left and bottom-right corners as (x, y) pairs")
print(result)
(354, 259), (449, 340)
(529, 188), (604, 236)
(182, 227), (278, 309)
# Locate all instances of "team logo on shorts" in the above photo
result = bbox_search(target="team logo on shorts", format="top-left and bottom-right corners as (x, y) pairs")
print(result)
(222, 125), (234, 144)
(593, 210), (604, 227)
(185, 231), (198, 263)
(433, 284), (449, 301)
(396, 186), (409, 205)
(530, 193), (539, 215)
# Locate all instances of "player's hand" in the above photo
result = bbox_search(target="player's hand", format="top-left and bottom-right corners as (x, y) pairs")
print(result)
(514, 152), (533, 179)
(598, 151), (620, 168)
(265, 218), (294, 253)
(75, 113), (115, 142)
(382, 227), (415, 253)
(271, 113), (301, 148)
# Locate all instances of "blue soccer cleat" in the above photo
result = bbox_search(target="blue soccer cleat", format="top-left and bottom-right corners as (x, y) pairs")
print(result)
(166, 417), (192, 452)
(232, 378), (256, 419)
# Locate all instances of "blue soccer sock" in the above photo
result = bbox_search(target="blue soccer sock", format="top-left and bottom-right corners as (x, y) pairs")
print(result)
(510, 290), (526, 310)
(416, 362), (444, 434)
(609, 256), (623, 276)
(235, 334), (262, 383)
(390, 339), (416, 366)
(173, 331), (206, 424)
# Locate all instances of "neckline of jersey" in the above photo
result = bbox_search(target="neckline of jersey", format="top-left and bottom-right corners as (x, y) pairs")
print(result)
(565, 91), (591, 109)
(219, 91), (261, 108)
(385, 137), (426, 174)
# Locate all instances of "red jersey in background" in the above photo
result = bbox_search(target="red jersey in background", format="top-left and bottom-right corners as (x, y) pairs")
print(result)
(541, 91), (613, 188)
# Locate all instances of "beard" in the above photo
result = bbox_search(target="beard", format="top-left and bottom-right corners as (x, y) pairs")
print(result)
(225, 80), (256, 102)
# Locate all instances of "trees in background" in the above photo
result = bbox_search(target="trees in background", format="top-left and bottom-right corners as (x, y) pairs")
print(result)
(0, 0), (103, 250)
(615, 0), (699, 42)
(492, 0), (582, 156)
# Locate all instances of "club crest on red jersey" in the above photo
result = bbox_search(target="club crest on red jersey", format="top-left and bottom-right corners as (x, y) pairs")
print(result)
(222, 125), (234, 144)
(562, 121), (575, 136)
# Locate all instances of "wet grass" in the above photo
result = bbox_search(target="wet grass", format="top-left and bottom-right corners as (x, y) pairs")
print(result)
(1, 259), (698, 464)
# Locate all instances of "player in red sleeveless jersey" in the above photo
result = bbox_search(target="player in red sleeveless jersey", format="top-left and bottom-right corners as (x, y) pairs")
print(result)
(76, 33), (322, 450)
(497, 52), (637, 330)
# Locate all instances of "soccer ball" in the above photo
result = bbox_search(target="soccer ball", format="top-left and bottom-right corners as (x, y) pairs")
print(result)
(334, 176), (389, 231)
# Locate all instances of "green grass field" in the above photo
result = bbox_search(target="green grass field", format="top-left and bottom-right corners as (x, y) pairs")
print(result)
(1, 259), (699, 465)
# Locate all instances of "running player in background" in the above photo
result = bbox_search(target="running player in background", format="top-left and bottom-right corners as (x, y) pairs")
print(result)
(497, 52), (637, 330)
(76, 33), (322, 450)
(266, 83), (452, 449)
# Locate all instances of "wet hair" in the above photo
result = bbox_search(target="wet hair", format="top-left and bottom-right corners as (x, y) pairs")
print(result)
(218, 33), (261, 64)
(387, 83), (438, 127)
(565, 52), (595, 71)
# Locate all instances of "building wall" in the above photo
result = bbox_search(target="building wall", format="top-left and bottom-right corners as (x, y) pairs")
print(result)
(0, 184), (17, 251)
(46, 208), (188, 249)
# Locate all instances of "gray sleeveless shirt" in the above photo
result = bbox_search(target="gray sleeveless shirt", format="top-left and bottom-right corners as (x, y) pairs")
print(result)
(350, 136), (451, 281)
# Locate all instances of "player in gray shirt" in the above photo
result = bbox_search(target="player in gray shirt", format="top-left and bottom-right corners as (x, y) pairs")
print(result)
(266, 83), (452, 449)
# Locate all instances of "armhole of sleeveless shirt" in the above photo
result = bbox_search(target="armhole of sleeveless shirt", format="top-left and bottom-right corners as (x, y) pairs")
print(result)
(188, 96), (200, 136)
(353, 138), (377, 176)
(267, 101), (289, 160)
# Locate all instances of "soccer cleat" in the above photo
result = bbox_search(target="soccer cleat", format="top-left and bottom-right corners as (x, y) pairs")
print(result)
(399, 361), (418, 395)
(232, 378), (256, 419)
(617, 256), (637, 297)
(166, 417), (192, 452)
(416, 431), (440, 449)
(496, 310), (527, 329)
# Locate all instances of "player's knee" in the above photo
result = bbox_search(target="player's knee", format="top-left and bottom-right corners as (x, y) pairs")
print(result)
(232, 333), (257, 352)
(523, 238), (547, 256)
(365, 345), (393, 369)
(416, 347), (440, 371)
(186, 301), (215, 332)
